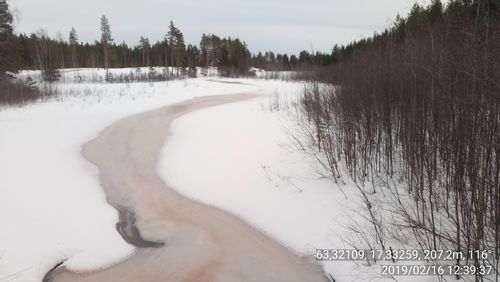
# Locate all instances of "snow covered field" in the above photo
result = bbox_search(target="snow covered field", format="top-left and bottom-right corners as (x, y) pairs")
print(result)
(0, 69), (439, 282)
(18, 67), (218, 83)
(158, 88), (391, 281)
(0, 75), (256, 281)
(157, 81), (453, 282)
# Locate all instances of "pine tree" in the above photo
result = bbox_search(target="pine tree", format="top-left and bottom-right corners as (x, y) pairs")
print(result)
(282, 54), (290, 70)
(69, 27), (79, 68)
(166, 22), (176, 72)
(167, 21), (186, 72)
(0, 0), (12, 35)
(428, 0), (443, 22)
(139, 36), (150, 66)
(186, 44), (199, 77)
(100, 15), (113, 70)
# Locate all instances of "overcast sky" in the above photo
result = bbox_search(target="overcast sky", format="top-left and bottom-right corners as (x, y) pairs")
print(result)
(9, 0), (433, 54)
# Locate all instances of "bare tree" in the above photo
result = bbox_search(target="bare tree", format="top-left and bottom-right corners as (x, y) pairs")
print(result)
(296, 1), (500, 279)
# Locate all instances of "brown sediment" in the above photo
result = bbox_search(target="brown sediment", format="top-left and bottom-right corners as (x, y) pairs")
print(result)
(48, 92), (329, 282)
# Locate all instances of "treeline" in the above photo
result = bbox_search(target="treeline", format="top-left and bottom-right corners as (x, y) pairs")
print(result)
(251, 50), (337, 71)
(200, 34), (251, 76)
(0, 0), (253, 104)
(13, 22), (251, 78)
(3, 11), (252, 82)
(299, 0), (500, 276)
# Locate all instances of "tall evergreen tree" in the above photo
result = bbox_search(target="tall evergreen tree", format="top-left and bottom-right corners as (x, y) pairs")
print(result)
(186, 44), (199, 76)
(139, 36), (150, 66)
(167, 21), (186, 71)
(0, 0), (12, 35)
(100, 15), (113, 69)
(69, 27), (78, 68)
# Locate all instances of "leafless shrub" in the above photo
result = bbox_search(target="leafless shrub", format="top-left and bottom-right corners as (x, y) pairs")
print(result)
(0, 78), (49, 106)
(294, 2), (500, 279)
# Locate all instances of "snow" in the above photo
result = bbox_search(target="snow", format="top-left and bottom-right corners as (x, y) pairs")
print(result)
(0, 74), (256, 281)
(251, 68), (301, 80)
(17, 67), (218, 83)
(158, 81), (444, 282)
(157, 81), (369, 281)
(0, 68), (438, 282)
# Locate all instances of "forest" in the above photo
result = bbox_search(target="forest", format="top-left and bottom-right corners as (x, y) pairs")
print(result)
(0, 14), (255, 83)
(297, 0), (500, 277)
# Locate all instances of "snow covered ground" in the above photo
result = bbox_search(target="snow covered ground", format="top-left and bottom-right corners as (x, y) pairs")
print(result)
(0, 75), (256, 281)
(157, 87), (389, 281)
(158, 83), (448, 282)
(0, 68), (440, 282)
(18, 67), (218, 83)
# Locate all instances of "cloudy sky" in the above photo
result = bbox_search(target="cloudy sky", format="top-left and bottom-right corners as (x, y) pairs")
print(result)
(9, 0), (432, 54)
